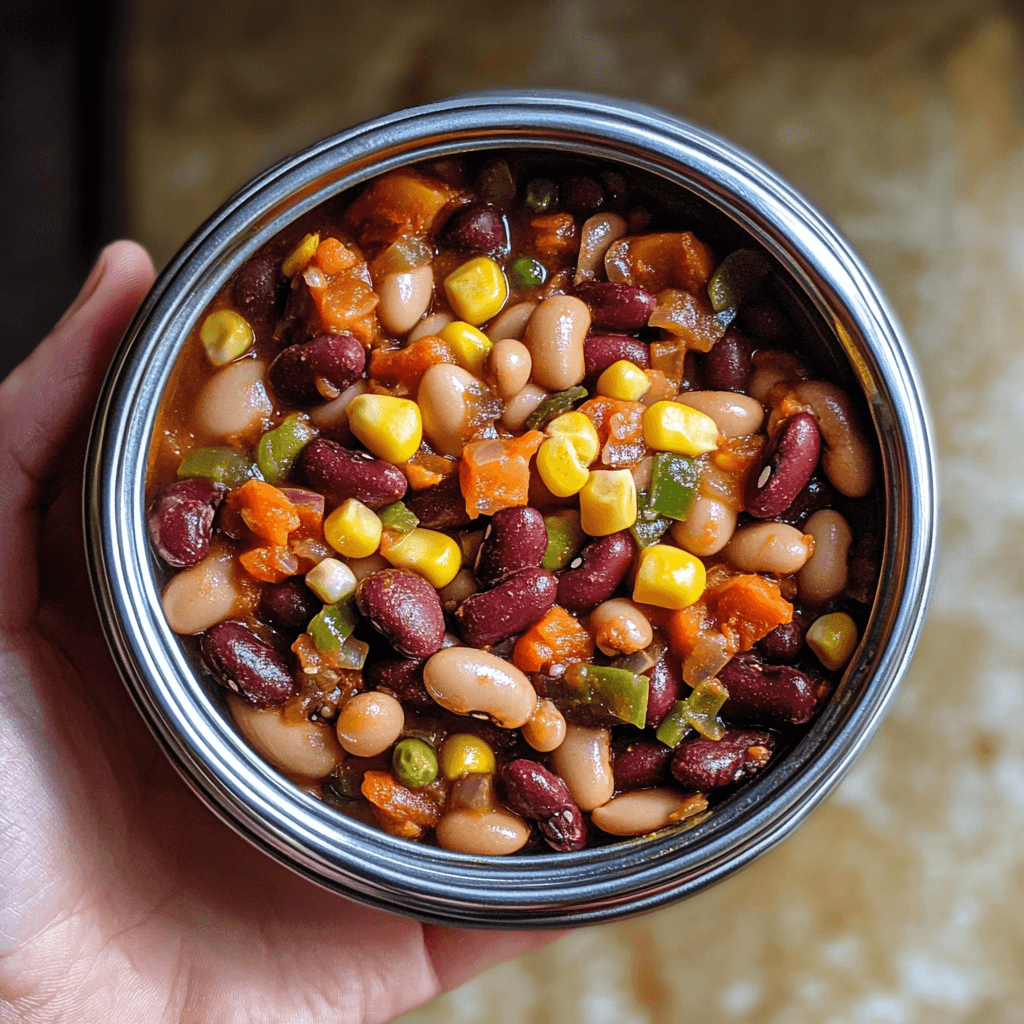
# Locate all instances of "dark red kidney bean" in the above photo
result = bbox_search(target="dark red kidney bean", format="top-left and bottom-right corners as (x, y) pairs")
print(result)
(268, 333), (366, 406)
(556, 531), (636, 614)
(474, 506), (548, 586)
(671, 729), (775, 790)
(364, 658), (434, 710)
(231, 253), (286, 341)
(739, 302), (787, 343)
(775, 475), (836, 527)
(756, 622), (804, 662)
(612, 738), (674, 790)
(500, 759), (587, 853)
(600, 170), (629, 206)
(455, 568), (557, 647)
(403, 475), (471, 530)
(256, 578), (321, 638)
(442, 204), (508, 257)
(584, 334), (650, 379)
(575, 282), (656, 333)
(702, 327), (753, 392)
(356, 569), (445, 660)
(147, 479), (226, 568)
(561, 175), (604, 214)
(747, 413), (821, 519)
(201, 621), (297, 707)
(297, 439), (407, 509)
(718, 653), (819, 725)
(644, 647), (683, 728)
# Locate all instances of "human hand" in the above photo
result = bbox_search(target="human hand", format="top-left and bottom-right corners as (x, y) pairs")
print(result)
(0, 243), (558, 1024)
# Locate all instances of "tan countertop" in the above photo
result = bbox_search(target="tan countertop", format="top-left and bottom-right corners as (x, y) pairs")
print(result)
(129, 1), (1024, 1018)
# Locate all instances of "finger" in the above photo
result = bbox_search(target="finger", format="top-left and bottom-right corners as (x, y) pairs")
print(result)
(0, 241), (155, 633)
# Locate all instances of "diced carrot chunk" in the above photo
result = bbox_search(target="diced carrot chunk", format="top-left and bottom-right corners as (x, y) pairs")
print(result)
(369, 336), (457, 387)
(531, 213), (579, 257)
(344, 169), (465, 248)
(604, 231), (716, 293)
(239, 545), (299, 584)
(228, 480), (300, 546)
(315, 237), (360, 275)
(514, 606), (594, 675)
(460, 431), (545, 519)
(715, 574), (793, 652)
(361, 770), (441, 839)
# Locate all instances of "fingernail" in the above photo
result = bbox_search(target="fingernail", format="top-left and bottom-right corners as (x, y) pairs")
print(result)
(54, 250), (108, 331)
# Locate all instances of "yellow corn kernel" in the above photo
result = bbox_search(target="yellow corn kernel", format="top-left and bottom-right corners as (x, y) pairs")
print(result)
(324, 499), (383, 559)
(596, 359), (652, 402)
(381, 527), (461, 588)
(642, 400), (720, 455)
(579, 469), (637, 536)
(537, 435), (590, 497)
(806, 612), (858, 671)
(282, 232), (320, 277)
(632, 544), (706, 609)
(199, 309), (254, 366)
(443, 256), (508, 325)
(439, 733), (496, 780)
(546, 411), (600, 464)
(347, 394), (422, 464)
(439, 320), (494, 374)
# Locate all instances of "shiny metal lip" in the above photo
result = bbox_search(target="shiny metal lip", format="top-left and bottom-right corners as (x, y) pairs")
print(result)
(85, 90), (937, 928)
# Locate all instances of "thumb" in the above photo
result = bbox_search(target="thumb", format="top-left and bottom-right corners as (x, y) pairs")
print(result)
(0, 241), (155, 633)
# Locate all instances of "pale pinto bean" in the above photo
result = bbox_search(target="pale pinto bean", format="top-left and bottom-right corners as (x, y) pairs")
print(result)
(346, 552), (391, 581)
(228, 694), (344, 779)
(422, 647), (538, 729)
(376, 264), (434, 335)
(485, 300), (536, 342)
(407, 311), (453, 344)
(161, 546), (249, 634)
(335, 692), (405, 757)
(670, 495), (737, 557)
(435, 807), (530, 855)
(677, 390), (764, 437)
(521, 698), (567, 753)
(502, 383), (547, 432)
(309, 379), (367, 432)
(549, 725), (614, 812)
(574, 212), (628, 283)
(748, 352), (809, 403)
(489, 339), (533, 400)
(724, 521), (814, 575)
(417, 363), (483, 457)
(438, 567), (479, 614)
(194, 359), (272, 440)
(589, 598), (654, 656)
(798, 509), (852, 604)
(523, 295), (590, 391)
(630, 455), (654, 493)
(768, 381), (874, 498)
(590, 789), (709, 836)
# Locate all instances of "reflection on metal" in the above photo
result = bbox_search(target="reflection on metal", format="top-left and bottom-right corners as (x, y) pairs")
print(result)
(84, 90), (937, 928)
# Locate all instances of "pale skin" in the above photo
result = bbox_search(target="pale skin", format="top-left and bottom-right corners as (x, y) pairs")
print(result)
(0, 242), (559, 1024)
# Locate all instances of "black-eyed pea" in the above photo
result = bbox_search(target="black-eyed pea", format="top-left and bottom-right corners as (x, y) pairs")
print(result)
(549, 724), (614, 812)
(335, 691), (405, 757)
(228, 694), (344, 779)
(521, 698), (567, 753)
(502, 383), (548, 432)
(676, 390), (764, 437)
(422, 647), (538, 729)
(723, 521), (814, 575)
(435, 807), (530, 855)
(489, 339), (533, 400)
(589, 598), (654, 656)
(798, 509), (852, 604)
(376, 264), (434, 335)
(670, 495), (737, 558)
(590, 789), (709, 836)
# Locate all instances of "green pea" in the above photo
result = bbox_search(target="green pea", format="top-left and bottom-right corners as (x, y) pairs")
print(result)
(524, 177), (556, 212)
(511, 257), (547, 290)
(177, 446), (258, 488)
(393, 738), (439, 788)
(256, 413), (315, 484)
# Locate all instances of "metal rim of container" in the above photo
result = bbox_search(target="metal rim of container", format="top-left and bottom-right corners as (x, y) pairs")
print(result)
(85, 90), (937, 928)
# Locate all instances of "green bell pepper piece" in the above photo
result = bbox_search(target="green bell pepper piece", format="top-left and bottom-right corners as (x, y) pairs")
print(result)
(656, 700), (691, 748)
(526, 385), (588, 431)
(541, 509), (586, 570)
(177, 446), (258, 488)
(656, 679), (730, 746)
(378, 501), (419, 535)
(631, 494), (673, 548)
(646, 453), (699, 521)
(511, 257), (547, 290)
(256, 413), (315, 485)
(524, 178), (556, 212)
(308, 599), (359, 654)
(707, 248), (771, 313)
(548, 663), (649, 729)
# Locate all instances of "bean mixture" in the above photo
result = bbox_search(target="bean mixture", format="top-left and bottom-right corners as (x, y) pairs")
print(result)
(147, 153), (881, 855)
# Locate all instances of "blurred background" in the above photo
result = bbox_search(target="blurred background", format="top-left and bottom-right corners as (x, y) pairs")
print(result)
(4, 0), (1024, 1020)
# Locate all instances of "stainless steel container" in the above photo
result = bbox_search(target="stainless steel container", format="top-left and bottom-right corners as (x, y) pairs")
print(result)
(85, 90), (936, 927)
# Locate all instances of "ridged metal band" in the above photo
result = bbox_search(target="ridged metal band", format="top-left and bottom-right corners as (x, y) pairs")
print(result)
(85, 90), (936, 928)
